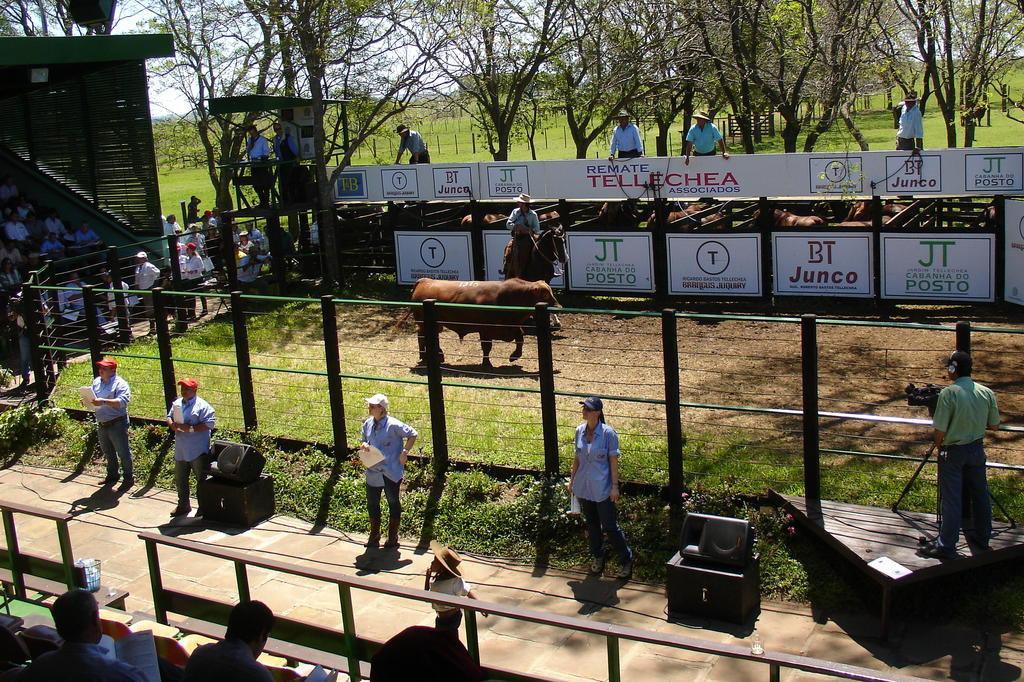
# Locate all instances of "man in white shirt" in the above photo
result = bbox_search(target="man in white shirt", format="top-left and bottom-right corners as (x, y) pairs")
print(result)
(163, 214), (179, 237)
(897, 92), (924, 151)
(181, 242), (205, 320)
(608, 111), (644, 162)
(134, 251), (162, 333)
(4, 216), (29, 245)
(44, 210), (68, 240)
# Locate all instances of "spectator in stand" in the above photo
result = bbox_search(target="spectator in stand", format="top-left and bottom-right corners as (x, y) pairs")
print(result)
(235, 232), (266, 291)
(14, 198), (33, 220)
(187, 196), (202, 223)
(0, 176), (17, 203)
(184, 222), (207, 253)
(167, 378), (216, 517)
(98, 269), (138, 319)
(607, 111), (644, 162)
(69, 221), (103, 254)
(44, 209), (68, 240)
(4, 212), (30, 247)
(394, 124), (430, 164)
(87, 357), (134, 488)
(39, 232), (66, 259)
(15, 589), (147, 682)
(180, 242), (205, 320)
(206, 209), (219, 229)
(57, 271), (85, 320)
(163, 214), (178, 237)
(23, 212), (43, 243)
(0, 258), (22, 294)
(246, 124), (273, 208)
(247, 224), (266, 252)
(134, 251), (162, 334)
(183, 600), (275, 682)
(0, 238), (24, 271)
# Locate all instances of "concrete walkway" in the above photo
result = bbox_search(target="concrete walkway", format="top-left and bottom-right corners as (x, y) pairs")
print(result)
(1, 463), (1020, 681)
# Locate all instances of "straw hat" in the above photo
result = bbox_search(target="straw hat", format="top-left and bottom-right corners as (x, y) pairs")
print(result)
(694, 111), (712, 121)
(430, 541), (463, 577)
(516, 193), (531, 204)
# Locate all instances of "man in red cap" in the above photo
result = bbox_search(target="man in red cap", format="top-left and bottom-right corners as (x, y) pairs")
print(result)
(87, 358), (133, 488)
(167, 377), (216, 516)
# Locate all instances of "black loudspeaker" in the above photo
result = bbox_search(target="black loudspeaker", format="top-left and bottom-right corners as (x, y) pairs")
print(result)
(68, 0), (114, 25)
(209, 440), (265, 484)
(666, 552), (760, 624)
(678, 513), (755, 569)
(198, 475), (275, 527)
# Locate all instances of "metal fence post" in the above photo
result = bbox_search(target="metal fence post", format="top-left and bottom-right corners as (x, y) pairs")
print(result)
(994, 195), (1005, 301)
(801, 314), (821, 501)
(422, 300), (449, 472)
(23, 283), (49, 405)
(534, 302), (559, 475)
(956, 320), (971, 353)
(469, 200), (486, 281)
(871, 196), (883, 304)
(321, 295), (348, 455)
(82, 285), (103, 373)
(151, 288), (178, 410)
(106, 246), (131, 343)
(662, 309), (684, 502)
(231, 291), (259, 431)
(651, 198), (669, 298)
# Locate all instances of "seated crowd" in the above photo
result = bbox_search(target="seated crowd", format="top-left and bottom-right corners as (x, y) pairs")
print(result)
(1, 589), (487, 682)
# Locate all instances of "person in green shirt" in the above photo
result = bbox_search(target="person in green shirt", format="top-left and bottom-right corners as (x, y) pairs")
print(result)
(919, 351), (1001, 559)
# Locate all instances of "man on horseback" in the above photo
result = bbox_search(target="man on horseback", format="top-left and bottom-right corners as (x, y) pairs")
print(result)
(503, 193), (540, 279)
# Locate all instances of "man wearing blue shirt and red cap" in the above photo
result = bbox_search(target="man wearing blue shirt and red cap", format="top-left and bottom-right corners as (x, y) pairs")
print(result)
(87, 358), (133, 490)
(168, 378), (216, 517)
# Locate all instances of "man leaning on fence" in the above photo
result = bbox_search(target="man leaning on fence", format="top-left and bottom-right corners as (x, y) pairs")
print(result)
(918, 351), (1001, 559)
(167, 378), (216, 517)
(86, 357), (134, 490)
(395, 124), (430, 164)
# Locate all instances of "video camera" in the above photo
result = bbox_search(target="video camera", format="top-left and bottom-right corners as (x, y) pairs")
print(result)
(905, 383), (942, 415)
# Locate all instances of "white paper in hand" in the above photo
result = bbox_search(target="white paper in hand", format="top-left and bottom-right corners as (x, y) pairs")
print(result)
(305, 666), (339, 682)
(79, 386), (97, 411)
(359, 445), (385, 468)
(172, 404), (184, 424)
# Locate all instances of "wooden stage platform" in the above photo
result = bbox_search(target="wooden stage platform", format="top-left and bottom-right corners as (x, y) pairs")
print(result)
(771, 491), (1024, 637)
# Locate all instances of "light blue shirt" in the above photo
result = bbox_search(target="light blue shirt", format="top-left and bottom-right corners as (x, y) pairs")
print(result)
(40, 237), (64, 255)
(685, 121), (723, 154)
(17, 642), (146, 682)
(168, 395), (216, 462)
(898, 103), (924, 140)
(506, 207), (541, 235)
(247, 135), (271, 160)
(572, 421), (621, 502)
(610, 123), (643, 156)
(398, 130), (427, 155)
(71, 228), (100, 244)
(273, 132), (299, 159)
(93, 373), (130, 423)
(362, 414), (417, 486)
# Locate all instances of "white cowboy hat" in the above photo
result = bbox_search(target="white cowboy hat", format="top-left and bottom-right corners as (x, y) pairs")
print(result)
(516, 193), (531, 203)
(694, 111), (712, 121)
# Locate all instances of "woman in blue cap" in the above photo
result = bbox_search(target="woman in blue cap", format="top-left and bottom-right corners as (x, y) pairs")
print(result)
(569, 397), (633, 579)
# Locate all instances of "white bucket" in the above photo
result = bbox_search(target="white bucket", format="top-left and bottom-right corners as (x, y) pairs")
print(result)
(75, 558), (101, 592)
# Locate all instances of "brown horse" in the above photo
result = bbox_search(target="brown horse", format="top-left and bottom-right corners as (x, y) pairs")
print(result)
(502, 226), (567, 283)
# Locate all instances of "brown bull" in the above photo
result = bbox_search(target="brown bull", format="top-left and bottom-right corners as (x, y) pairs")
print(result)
(844, 201), (905, 222)
(645, 202), (724, 229)
(756, 208), (825, 227)
(411, 278), (559, 367)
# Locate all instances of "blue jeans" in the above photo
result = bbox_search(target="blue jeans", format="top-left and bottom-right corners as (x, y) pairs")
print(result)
(97, 417), (133, 481)
(578, 497), (632, 564)
(937, 441), (991, 551)
(366, 477), (402, 520)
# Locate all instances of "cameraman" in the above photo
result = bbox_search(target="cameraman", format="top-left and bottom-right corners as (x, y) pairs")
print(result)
(919, 351), (1001, 559)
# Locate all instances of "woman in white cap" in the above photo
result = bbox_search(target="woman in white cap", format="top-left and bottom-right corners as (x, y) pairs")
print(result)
(504, 194), (540, 279)
(569, 396), (633, 579)
(360, 393), (418, 548)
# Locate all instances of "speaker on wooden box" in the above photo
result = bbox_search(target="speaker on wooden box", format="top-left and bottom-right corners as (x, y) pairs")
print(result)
(198, 475), (274, 527)
(678, 513), (755, 569)
(209, 440), (265, 484)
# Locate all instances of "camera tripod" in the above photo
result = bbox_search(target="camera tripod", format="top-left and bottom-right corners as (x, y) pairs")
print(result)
(892, 446), (1016, 529)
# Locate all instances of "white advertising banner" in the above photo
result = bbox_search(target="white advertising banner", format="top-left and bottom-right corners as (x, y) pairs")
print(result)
(482, 231), (566, 287)
(881, 233), (994, 301)
(772, 233), (874, 297)
(666, 234), (762, 296)
(349, 146), (1024, 201)
(566, 232), (654, 293)
(394, 231), (474, 285)
(1007, 199), (1024, 305)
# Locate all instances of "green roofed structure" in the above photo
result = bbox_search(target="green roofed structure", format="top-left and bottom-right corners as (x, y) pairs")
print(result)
(0, 34), (174, 238)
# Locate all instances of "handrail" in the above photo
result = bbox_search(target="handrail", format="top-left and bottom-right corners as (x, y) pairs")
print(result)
(138, 531), (925, 682)
(0, 499), (77, 597)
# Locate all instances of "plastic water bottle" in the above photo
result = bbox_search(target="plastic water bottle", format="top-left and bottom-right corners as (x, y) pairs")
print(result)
(750, 632), (764, 656)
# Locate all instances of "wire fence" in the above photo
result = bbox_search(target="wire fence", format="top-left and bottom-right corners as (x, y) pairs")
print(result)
(23, 285), (1024, 514)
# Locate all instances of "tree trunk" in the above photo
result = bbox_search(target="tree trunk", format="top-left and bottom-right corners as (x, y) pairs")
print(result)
(803, 103), (838, 152)
(308, 71), (341, 285)
(840, 101), (870, 150)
